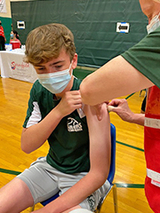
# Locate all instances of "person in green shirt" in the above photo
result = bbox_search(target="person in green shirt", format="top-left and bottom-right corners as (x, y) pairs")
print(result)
(80, 0), (160, 212)
(0, 23), (111, 213)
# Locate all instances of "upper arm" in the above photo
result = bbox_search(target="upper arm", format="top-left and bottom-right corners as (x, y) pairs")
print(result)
(84, 104), (111, 180)
(80, 55), (154, 105)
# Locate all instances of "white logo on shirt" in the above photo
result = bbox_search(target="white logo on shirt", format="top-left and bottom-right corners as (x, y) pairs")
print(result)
(67, 117), (83, 132)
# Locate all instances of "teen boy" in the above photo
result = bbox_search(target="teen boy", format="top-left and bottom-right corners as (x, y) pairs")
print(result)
(0, 23), (111, 213)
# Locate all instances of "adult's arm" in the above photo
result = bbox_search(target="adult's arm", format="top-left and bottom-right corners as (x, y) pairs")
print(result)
(108, 99), (145, 126)
(80, 55), (153, 105)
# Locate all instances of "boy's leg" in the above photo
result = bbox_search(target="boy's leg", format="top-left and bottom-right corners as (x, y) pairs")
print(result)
(68, 209), (93, 213)
(0, 177), (34, 213)
(59, 172), (110, 212)
(62, 206), (82, 213)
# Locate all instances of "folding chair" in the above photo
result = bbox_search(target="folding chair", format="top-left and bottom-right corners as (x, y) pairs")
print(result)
(31, 123), (117, 213)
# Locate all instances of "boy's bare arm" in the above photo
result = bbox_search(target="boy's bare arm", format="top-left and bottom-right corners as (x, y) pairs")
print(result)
(21, 91), (82, 153)
(39, 104), (111, 213)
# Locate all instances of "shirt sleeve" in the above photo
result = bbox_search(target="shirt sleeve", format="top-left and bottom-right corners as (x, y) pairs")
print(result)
(23, 82), (42, 128)
(121, 27), (160, 88)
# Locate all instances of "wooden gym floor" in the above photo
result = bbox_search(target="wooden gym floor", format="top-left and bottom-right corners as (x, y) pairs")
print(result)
(0, 74), (153, 213)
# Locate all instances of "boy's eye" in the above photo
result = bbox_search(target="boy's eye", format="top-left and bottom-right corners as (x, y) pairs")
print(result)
(37, 67), (45, 71)
(35, 67), (46, 74)
(55, 65), (62, 69)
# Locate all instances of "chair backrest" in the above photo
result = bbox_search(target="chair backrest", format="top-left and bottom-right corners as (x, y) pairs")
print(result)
(41, 123), (116, 206)
(41, 192), (59, 206)
(107, 123), (116, 184)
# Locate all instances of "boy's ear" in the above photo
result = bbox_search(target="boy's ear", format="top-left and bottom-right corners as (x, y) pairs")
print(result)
(72, 53), (78, 69)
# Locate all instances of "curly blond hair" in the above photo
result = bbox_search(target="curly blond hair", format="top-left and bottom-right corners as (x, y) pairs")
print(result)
(24, 23), (76, 66)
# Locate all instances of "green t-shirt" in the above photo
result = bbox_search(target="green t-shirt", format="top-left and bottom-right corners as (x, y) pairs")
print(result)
(121, 26), (160, 88)
(23, 77), (90, 174)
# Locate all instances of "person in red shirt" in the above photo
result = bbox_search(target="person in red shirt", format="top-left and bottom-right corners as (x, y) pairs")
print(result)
(80, 0), (160, 212)
(10, 30), (21, 50)
(0, 20), (6, 50)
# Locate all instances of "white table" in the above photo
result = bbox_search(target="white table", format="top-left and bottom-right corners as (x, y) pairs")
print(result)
(0, 50), (37, 83)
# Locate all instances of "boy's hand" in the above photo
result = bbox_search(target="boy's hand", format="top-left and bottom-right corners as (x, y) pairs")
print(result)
(57, 90), (82, 117)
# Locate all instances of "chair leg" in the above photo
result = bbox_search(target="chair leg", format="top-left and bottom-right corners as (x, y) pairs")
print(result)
(94, 197), (103, 213)
(94, 209), (100, 213)
(112, 184), (118, 213)
(30, 205), (35, 212)
(139, 90), (142, 97)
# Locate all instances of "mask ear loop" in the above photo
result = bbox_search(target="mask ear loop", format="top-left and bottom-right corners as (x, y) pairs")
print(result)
(147, 12), (160, 33)
(69, 60), (73, 77)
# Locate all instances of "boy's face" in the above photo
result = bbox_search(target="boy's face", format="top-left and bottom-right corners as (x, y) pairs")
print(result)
(34, 48), (78, 96)
(34, 48), (77, 75)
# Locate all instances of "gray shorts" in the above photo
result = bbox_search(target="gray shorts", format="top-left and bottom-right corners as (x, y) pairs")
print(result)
(17, 157), (110, 211)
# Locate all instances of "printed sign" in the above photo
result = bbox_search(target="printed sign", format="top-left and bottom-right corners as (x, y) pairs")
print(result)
(116, 22), (130, 33)
(0, 51), (37, 83)
(0, 0), (6, 13)
(9, 60), (36, 82)
(17, 21), (25, 29)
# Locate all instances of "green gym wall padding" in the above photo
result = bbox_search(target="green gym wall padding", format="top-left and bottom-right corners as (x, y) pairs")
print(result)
(11, 0), (148, 67)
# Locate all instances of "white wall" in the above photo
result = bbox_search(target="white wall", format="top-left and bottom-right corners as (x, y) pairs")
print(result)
(0, 0), (30, 18)
(0, 0), (11, 18)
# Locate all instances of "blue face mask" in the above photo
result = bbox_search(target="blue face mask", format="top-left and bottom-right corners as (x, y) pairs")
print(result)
(37, 64), (72, 94)
(10, 34), (14, 39)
